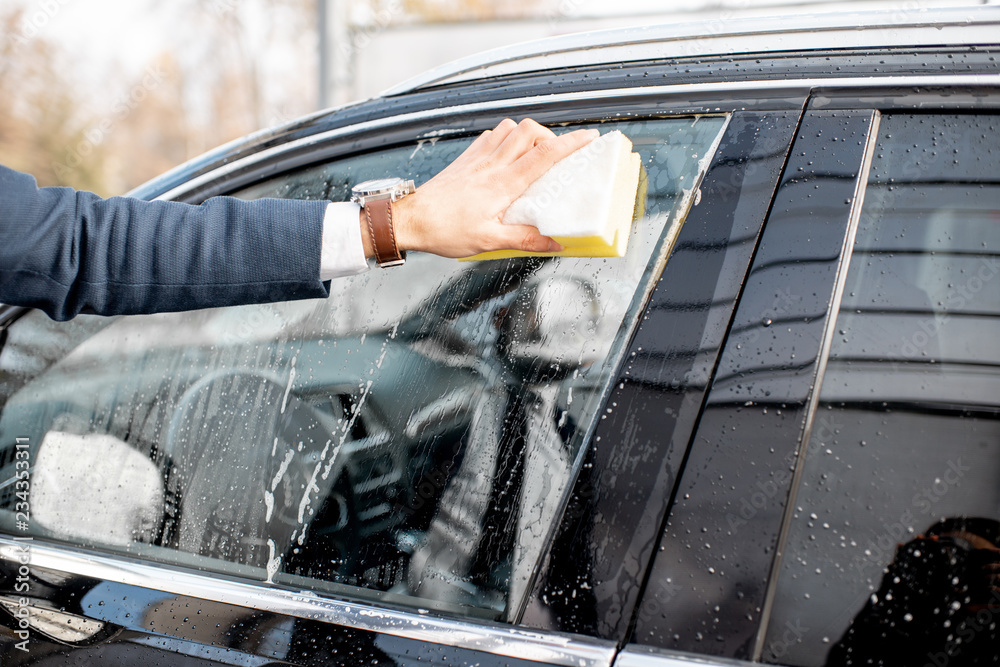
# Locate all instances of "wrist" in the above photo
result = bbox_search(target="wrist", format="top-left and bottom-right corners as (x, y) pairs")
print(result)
(358, 207), (376, 259)
(390, 193), (421, 254)
(357, 194), (420, 259)
(351, 178), (415, 267)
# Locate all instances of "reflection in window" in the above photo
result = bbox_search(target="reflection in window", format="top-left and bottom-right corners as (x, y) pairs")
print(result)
(763, 114), (1000, 666)
(0, 117), (728, 621)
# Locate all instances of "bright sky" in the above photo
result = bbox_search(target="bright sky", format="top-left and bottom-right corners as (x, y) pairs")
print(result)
(36, 0), (165, 77)
(18, 0), (291, 120)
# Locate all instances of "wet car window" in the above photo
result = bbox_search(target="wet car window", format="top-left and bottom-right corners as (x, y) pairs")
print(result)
(0, 116), (728, 621)
(762, 114), (1000, 666)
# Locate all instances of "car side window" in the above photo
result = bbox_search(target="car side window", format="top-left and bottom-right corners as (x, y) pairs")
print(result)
(0, 117), (728, 621)
(762, 114), (1000, 666)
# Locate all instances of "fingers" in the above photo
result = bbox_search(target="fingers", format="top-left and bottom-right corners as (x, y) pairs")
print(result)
(446, 118), (518, 172)
(440, 119), (586, 184)
(507, 127), (600, 193)
(399, 118), (594, 259)
(481, 118), (519, 153)
(491, 118), (558, 166)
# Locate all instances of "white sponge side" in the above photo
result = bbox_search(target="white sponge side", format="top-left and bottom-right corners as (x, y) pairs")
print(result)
(502, 130), (636, 245)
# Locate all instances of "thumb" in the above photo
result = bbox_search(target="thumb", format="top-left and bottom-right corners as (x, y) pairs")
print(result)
(493, 225), (563, 254)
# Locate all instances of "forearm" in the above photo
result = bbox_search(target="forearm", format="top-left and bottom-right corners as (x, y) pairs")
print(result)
(0, 165), (331, 320)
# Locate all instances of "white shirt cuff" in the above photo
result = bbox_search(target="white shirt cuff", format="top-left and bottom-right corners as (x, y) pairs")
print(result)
(319, 202), (370, 280)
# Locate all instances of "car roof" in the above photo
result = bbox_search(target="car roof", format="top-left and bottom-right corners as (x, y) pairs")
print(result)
(131, 4), (1000, 204)
(382, 5), (1000, 95)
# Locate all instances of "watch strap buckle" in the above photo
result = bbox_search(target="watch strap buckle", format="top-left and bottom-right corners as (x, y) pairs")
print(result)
(363, 194), (406, 268)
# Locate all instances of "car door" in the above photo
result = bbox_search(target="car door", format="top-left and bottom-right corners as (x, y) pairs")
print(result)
(0, 91), (798, 665)
(622, 95), (1000, 665)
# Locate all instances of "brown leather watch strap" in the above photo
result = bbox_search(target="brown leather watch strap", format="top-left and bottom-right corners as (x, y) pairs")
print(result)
(363, 194), (406, 267)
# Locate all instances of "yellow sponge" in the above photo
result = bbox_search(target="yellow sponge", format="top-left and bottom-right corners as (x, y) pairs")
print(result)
(462, 130), (642, 261)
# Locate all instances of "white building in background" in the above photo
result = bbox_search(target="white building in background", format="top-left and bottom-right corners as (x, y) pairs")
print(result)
(319, 0), (989, 107)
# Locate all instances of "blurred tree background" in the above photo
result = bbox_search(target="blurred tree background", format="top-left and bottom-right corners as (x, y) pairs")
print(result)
(0, 0), (551, 197)
(1, 0), (977, 195)
(0, 0), (325, 196)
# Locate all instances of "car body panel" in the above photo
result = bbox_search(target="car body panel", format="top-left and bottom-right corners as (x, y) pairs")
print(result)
(383, 6), (1000, 93)
(0, 538), (617, 666)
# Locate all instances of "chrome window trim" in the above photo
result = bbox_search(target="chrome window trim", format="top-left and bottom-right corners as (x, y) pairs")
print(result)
(154, 74), (1000, 204)
(384, 7), (1000, 94)
(613, 644), (759, 667)
(0, 537), (617, 667)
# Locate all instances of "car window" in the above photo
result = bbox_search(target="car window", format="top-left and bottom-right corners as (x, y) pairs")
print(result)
(762, 113), (1000, 666)
(0, 116), (728, 621)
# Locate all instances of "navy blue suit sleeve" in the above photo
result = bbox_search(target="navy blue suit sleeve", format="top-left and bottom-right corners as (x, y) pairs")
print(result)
(0, 165), (331, 320)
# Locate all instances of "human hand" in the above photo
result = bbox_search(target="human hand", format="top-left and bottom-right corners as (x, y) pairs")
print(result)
(371, 119), (599, 259)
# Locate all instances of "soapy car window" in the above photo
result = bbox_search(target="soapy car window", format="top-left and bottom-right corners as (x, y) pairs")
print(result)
(0, 117), (728, 620)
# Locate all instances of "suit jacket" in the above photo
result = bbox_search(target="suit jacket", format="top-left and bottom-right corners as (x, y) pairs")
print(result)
(0, 165), (330, 321)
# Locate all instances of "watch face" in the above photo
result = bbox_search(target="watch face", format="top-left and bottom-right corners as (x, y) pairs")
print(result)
(352, 177), (405, 197)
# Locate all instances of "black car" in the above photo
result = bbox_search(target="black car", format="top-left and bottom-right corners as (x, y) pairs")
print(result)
(1, 6), (999, 666)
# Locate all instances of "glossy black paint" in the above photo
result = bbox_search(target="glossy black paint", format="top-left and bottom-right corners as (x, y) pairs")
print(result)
(633, 110), (877, 660)
(521, 109), (802, 642)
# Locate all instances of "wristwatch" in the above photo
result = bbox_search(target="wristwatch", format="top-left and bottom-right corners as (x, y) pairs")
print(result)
(351, 177), (416, 268)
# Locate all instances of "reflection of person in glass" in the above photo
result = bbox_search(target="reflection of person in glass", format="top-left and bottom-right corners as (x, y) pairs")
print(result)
(827, 517), (1000, 667)
(408, 275), (603, 613)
